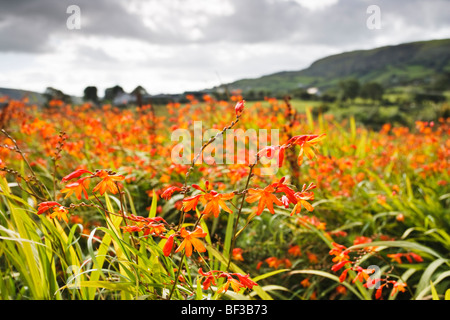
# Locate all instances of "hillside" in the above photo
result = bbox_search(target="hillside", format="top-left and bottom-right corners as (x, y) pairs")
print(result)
(0, 87), (46, 104)
(220, 38), (450, 95)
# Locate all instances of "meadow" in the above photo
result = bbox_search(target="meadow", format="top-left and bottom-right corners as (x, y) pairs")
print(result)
(0, 94), (449, 300)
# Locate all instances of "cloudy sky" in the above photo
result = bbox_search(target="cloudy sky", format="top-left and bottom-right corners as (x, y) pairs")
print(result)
(0, 0), (449, 97)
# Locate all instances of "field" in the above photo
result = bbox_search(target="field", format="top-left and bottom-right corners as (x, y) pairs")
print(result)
(0, 94), (449, 301)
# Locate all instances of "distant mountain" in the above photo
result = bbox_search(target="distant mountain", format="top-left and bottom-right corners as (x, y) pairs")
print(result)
(0, 87), (46, 104)
(218, 38), (450, 95)
(0, 87), (83, 105)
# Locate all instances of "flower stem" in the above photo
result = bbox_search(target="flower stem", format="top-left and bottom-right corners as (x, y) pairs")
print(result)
(226, 160), (257, 272)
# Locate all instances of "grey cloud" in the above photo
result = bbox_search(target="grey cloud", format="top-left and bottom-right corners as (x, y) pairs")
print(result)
(0, 0), (151, 52)
(0, 0), (449, 53)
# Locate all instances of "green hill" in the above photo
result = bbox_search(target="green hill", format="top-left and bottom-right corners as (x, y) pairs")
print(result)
(0, 87), (46, 104)
(220, 38), (450, 95)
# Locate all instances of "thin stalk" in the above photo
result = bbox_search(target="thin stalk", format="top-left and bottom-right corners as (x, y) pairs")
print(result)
(176, 114), (241, 230)
(1, 129), (49, 197)
(226, 161), (257, 272)
(168, 213), (205, 300)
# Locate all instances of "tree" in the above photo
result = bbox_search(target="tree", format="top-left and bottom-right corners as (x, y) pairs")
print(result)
(360, 82), (384, 101)
(43, 87), (71, 104)
(104, 85), (125, 102)
(83, 86), (99, 103)
(339, 79), (360, 102)
(131, 86), (149, 107)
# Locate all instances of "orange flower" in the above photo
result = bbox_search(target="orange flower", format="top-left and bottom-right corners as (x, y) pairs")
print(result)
(283, 258), (292, 268)
(161, 186), (182, 200)
(288, 134), (326, 166)
(387, 253), (403, 264)
(181, 182), (235, 216)
(289, 182), (316, 216)
(163, 234), (176, 257)
(306, 251), (319, 264)
(256, 261), (263, 270)
(387, 252), (423, 264)
(232, 248), (244, 261)
(396, 213), (405, 222)
(60, 177), (90, 200)
(352, 266), (375, 284)
(290, 191), (314, 216)
(391, 281), (407, 296)
(175, 226), (207, 257)
(182, 194), (202, 212)
(218, 277), (244, 294)
(329, 242), (350, 263)
(246, 185), (283, 215)
(288, 244), (302, 257)
(37, 201), (62, 215)
(336, 285), (347, 295)
(122, 221), (166, 237)
(200, 191), (235, 217)
(353, 236), (372, 245)
(49, 206), (70, 223)
(331, 260), (352, 273)
(92, 170), (125, 195)
(265, 257), (281, 269)
(301, 278), (311, 288)
(408, 252), (423, 263)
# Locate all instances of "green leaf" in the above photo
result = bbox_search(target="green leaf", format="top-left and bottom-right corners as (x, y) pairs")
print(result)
(430, 281), (439, 300)
(288, 270), (366, 300)
(348, 240), (443, 259)
(415, 258), (448, 299)
(149, 190), (157, 218)
(416, 270), (450, 300)
(196, 277), (203, 300)
(252, 269), (290, 283)
(445, 289), (450, 300)
(64, 281), (134, 293)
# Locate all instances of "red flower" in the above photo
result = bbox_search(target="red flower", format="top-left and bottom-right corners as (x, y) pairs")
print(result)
(271, 177), (298, 204)
(163, 234), (176, 257)
(409, 252), (423, 262)
(288, 244), (302, 257)
(161, 186), (182, 200)
(37, 201), (62, 215)
(198, 268), (218, 290)
(235, 100), (245, 115)
(339, 268), (350, 282)
(61, 169), (93, 183)
(331, 260), (352, 272)
(234, 273), (258, 290)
